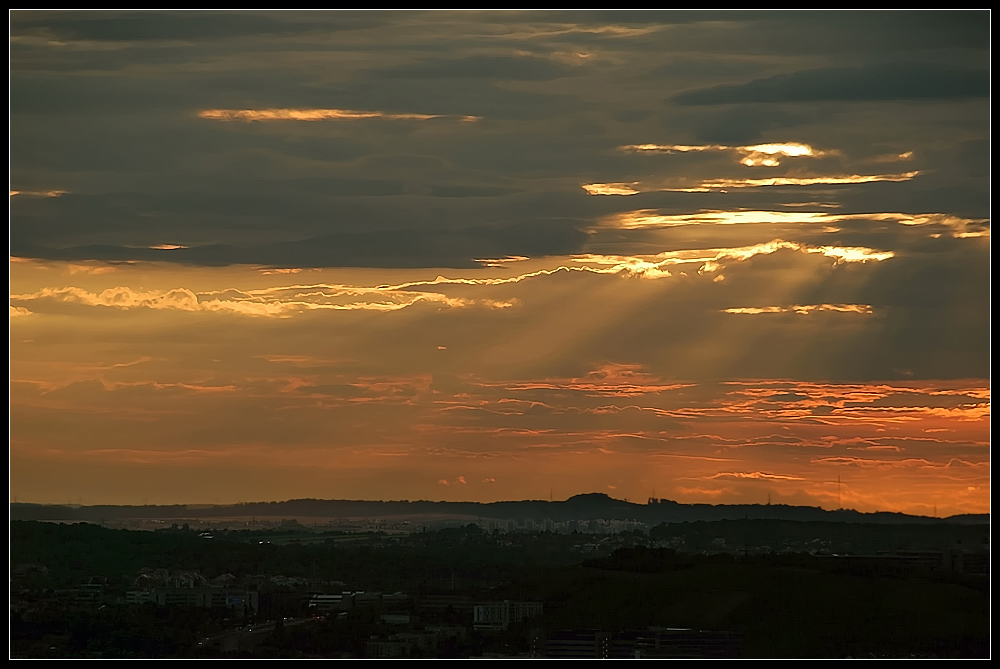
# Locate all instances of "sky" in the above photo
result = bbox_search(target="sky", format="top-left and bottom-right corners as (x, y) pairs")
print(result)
(9, 10), (990, 515)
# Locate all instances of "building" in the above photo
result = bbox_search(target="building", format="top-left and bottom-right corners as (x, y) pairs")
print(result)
(366, 632), (438, 659)
(125, 590), (155, 605)
(530, 630), (611, 658)
(142, 587), (259, 615)
(473, 600), (544, 631)
(307, 592), (352, 612)
(530, 628), (740, 659)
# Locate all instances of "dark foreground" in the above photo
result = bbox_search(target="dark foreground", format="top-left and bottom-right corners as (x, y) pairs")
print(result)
(10, 519), (989, 658)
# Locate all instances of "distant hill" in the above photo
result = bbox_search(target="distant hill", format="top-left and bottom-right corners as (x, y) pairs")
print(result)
(8, 494), (988, 526)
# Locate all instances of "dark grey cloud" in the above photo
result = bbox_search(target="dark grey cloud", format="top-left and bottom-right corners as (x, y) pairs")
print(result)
(12, 11), (378, 42)
(9, 11), (990, 275)
(837, 181), (990, 220)
(650, 58), (770, 82)
(368, 55), (578, 81)
(672, 63), (988, 105)
(610, 110), (654, 124)
(719, 11), (989, 56)
(956, 139), (989, 178)
(486, 10), (724, 25)
(11, 219), (591, 269)
(686, 106), (829, 144)
(429, 186), (520, 198)
(764, 11), (989, 51)
(334, 79), (581, 120)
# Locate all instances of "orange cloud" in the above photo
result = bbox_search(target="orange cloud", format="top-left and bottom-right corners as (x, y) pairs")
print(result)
(707, 471), (805, 481)
(10, 189), (66, 197)
(675, 486), (726, 497)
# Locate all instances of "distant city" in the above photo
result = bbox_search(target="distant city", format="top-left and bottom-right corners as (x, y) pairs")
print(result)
(11, 495), (989, 658)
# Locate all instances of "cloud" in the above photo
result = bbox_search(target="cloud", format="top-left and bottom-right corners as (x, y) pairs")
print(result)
(582, 183), (640, 196)
(688, 105), (827, 144)
(811, 456), (936, 469)
(675, 486), (725, 497)
(575, 240), (894, 277)
(671, 172), (921, 192)
(723, 304), (873, 315)
(199, 108), (480, 122)
(10, 189), (65, 197)
(597, 210), (986, 237)
(11, 215), (588, 268)
(706, 471), (804, 481)
(6, 11), (991, 513)
(843, 392), (990, 410)
(12, 219), (592, 269)
(584, 172), (921, 195)
(12, 12), (375, 42)
(368, 55), (578, 81)
(619, 142), (833, 166)
(671, 63), (989, 105)
(10, 284), (515, 318)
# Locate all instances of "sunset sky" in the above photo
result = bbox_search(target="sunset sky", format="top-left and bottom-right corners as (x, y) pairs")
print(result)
(10, 11), (989, 515)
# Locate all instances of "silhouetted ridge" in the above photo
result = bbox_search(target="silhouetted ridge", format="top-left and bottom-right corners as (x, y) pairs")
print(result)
(9, 497), (987, 525)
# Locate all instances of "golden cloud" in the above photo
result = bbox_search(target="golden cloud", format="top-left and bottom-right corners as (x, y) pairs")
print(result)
(618, 142), (835, 166)
(66, 264), (119, 275)
(473, 256), (530, 267)
(581, 182), (640, 196)
(10, 285), (514, 318)
(584, 172), (920, 195)
(199, 108), (481, 122)
(572, 239), (893, 278)
(723, 304), (873, 315)
(599, 209), (987, 239)
(667, 172), (921, 192)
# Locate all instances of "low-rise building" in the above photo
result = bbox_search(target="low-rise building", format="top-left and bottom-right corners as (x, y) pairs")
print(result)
(473, 600), (543, 631)
(131, 587), (259, 614)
